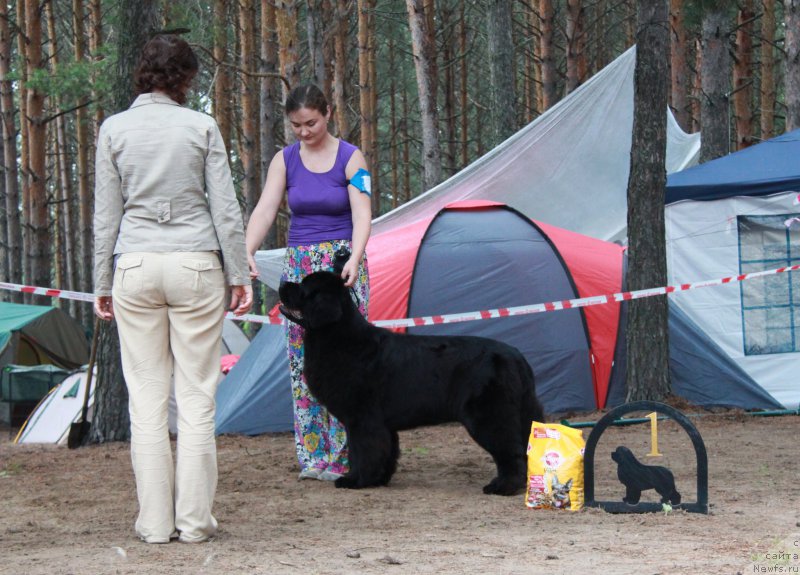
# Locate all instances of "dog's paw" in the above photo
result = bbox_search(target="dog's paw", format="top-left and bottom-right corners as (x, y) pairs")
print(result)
(482, 477), (523, 496)
(334, 475), (362, 489)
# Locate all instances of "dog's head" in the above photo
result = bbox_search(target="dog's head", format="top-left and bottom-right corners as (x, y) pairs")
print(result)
(279, 271), (350, 329)
(611, 446), (632, 464)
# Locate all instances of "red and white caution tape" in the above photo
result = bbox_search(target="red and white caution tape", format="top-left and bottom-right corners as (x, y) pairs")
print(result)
(373, 263), (800, 328)
(0, 281), (285, 325)
(3, 263), (800, 329)
(0, 282), (95, 303)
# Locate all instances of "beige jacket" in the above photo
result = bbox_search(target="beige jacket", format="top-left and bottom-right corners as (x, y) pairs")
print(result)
(93, 92), (249, 296)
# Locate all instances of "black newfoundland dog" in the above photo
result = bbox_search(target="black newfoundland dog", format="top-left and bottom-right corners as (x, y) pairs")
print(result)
(279, 271), (544, 495)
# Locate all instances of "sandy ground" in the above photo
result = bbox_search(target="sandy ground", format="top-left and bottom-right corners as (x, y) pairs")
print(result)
(1, 411), (799, 575)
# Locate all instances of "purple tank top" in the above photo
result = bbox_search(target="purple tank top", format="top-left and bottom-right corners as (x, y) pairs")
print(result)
(285, 140), (358, 247)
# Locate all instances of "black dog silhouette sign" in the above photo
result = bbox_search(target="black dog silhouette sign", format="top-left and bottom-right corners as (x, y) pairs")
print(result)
(583, 401), (708, 514)
(612, 446), (681, 505)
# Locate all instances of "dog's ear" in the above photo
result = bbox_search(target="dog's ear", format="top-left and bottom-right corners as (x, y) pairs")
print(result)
(332, 247), (350, 276)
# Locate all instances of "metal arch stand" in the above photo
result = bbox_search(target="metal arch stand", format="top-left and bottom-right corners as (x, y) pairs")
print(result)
(583, 400), (709, 514)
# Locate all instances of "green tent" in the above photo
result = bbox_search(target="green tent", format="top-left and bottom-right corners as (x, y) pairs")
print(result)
(0, 302), (89, 370)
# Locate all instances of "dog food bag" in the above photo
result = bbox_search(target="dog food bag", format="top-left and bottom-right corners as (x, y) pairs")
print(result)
(525, 422), (585, 511)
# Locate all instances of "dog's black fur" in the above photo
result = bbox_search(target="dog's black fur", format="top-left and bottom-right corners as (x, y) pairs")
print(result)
(611, 446), (681, 505)
(279, 271), (544, 495)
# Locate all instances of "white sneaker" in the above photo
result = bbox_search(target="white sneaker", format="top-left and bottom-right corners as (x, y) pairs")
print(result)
(298, 467), (324, 480)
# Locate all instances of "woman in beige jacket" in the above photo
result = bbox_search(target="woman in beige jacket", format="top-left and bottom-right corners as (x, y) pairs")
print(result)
(93, 34), (252, 544)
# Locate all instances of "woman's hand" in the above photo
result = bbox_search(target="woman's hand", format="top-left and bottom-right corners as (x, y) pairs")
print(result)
(94, 296), (114, 321)
(230, 284), (254, 316)
(341, 258), (359, 288)
(247, 253), (260, 279)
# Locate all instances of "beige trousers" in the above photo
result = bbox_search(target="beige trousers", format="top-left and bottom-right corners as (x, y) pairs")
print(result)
(112, 251), (225, 543)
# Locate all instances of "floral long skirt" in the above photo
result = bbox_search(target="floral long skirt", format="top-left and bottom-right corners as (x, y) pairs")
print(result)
(282, 240), (369, 474)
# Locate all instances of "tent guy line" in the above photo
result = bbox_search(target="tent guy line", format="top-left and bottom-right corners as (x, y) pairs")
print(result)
(2, 262), (799, 329)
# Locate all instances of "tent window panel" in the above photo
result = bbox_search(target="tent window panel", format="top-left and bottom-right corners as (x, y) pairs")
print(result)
(742, 308), (795, 355)
(739, 273), (783, 307)
(793, 274), (800, 305)
(738, 214), (800, 356)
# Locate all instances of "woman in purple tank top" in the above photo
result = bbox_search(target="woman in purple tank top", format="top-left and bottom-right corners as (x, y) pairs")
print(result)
(246, 85), (372, 481)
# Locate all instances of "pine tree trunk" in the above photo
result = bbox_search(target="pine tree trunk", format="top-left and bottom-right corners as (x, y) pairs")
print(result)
(699, 7), (731, 162)
(625, 0), (636, 46)
(402, 87), (411, 203)
(259, 0), (280, 312)
(321, 0), (335, 101)
(46, 1), (79, 321)
(760, 0), (776, 138)
(72, 0), (90, 326)
(691, 38), (702, 131)
(0, 0), (9, 284)
(238, 0), (259, 216)
(669, 0), (690, 130)
(92, 322), (131, 443)
(566, 0), (588, 93)
(240, 2), (264, 317)
(424, 0), (438, 99)
(358, 0), (376, 207)
(90, 0), (161, 446)
(261, 0), (278, 187)
(17, 0), (30, 290)
(276, 0), (300, 142)
(442, 5), (457, 177)
(367, 0), (378, 211)
(733, 0), (754, 149)
(24, 0), (50, 302)
(488, 0), (516, 142)
(89, 0), (104, 135)
(389, 34), (399, 210)
(785, 0), (800, 131)
(306, 0), (327, 89)
(539, 0), (557, 110)
(51, 127), (66, 298)
(213, 0), (233, 156)
(406, 0), (442, 191)
(527, 0), (541, 120)
(0, 131), (5, 284)
(594, 0), (610, 70)
(0, 0), (21, 298)
(474, 57), (485, 157)
(333, 0), (350, 139)
(459, 0), (469, 165)
(626, 0), (671, 403)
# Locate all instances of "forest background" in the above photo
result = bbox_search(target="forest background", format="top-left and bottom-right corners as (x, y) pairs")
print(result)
(0, 0), (796, 332)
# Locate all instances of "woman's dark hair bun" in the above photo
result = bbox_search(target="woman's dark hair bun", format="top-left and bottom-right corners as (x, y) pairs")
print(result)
(134, 34), (198, 104)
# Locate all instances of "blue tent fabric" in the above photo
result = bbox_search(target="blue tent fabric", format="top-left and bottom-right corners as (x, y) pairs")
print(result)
(669, 304), (782, 409)
(605, 301), (783, 410)
(666, 129), (800, 204)
(215, 324), (292, 435)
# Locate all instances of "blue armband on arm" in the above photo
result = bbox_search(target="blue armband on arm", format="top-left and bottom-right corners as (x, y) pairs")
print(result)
(347, 168), (372, 196)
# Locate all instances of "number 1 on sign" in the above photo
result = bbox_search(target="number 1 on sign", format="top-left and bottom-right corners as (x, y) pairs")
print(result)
(646, 412), (662, 457)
